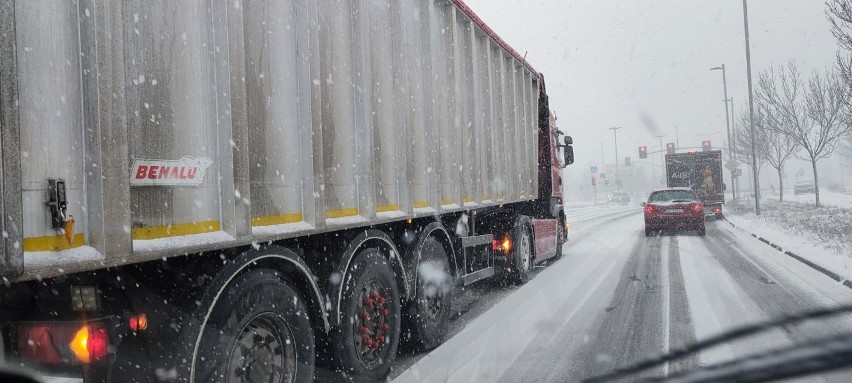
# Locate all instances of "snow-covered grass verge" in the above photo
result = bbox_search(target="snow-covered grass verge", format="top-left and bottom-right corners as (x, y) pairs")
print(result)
(726, 199), (852, 281)
(771, 190), (852, 209)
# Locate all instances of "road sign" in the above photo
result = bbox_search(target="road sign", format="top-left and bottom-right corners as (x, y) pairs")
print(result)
(591, 165), (598, 174)
(725, 160), (738, 171)
(732, 168), (742, 177)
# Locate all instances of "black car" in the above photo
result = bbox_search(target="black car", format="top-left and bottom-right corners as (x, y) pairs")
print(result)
(794, 181), (815, 195)
(608, 191), (631, 205)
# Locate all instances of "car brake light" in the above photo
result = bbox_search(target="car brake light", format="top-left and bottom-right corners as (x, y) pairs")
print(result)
(644, 205), (655, 213)
(694, 204), (704, 212)
(713, 206), (722, 213)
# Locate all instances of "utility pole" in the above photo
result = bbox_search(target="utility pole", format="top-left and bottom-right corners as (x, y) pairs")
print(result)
(655, 134), (665, 186)
(711, 64), (735, 201)
(610, 127), (622, 188)
(743, 0), (760, 215)
(675, 125), (680, 148)
(730, 97), (738, 199)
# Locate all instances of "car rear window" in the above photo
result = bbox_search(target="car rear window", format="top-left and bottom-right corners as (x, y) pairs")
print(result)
(649, 190), (696, 203)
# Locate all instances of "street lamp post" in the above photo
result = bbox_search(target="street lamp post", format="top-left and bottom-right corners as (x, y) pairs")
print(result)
(729, 97), (738, 199)
(610, 127), (622, 188)
(655, 134), (665, 185)
(743, 0), (761, 215)
(711, 64), (735, 201)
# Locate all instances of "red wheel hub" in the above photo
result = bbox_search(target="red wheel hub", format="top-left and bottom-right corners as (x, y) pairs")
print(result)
(353, 280), (392, 363)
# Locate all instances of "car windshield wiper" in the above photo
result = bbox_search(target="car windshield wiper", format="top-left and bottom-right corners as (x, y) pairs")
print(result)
(584, 304), (852, 383)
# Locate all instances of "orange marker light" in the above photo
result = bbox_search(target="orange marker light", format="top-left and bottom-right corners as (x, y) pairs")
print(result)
(70, 326), (90, 363)
(502, 238), (512, 253)
(64, 216), (75, 245)
(129, 314), (148, 332)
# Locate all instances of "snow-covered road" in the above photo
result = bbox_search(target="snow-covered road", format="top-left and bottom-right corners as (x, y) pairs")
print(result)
(391, 206), (852, 382)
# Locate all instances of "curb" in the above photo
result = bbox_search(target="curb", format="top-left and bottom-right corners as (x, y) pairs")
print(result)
(724, 217), (852, 290)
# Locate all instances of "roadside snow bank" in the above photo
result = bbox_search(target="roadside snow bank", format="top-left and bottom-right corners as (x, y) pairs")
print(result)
(726, 200), (852, 281)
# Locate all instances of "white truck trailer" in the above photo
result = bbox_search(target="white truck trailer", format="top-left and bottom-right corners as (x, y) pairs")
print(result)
(0, 0), (575, 381)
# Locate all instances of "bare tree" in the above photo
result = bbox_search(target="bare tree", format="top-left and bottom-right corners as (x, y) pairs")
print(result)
(760, 62), (851, 206)
(755, 69), (801, 201)
(827, 0), (852, 87)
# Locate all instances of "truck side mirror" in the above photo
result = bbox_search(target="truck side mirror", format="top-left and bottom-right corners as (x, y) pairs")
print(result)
(722, 183), (727, 192)
(563, 146), (574, 167)
(564, 136), (573, 145)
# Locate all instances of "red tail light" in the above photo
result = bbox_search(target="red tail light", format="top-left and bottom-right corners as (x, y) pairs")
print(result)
(18, 321), (110, 364)
(693, 203), (704, 213)
(713, 206), (722, 213)
(85, 323), (110, 362)
(644, 205), (655, 214)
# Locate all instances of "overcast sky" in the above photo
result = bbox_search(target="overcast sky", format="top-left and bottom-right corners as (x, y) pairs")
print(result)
(464, 0), (841, 189)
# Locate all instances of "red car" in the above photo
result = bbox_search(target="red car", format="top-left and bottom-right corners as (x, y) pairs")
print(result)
(643, 188), (706, 236)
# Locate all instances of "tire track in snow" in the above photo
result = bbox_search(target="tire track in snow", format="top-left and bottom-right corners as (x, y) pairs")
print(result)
(665, 236), (699, 376)
(574, 230), (665, 382)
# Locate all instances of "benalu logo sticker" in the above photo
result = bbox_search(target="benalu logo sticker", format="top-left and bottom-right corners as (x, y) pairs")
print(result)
(130, 156), (213, 187)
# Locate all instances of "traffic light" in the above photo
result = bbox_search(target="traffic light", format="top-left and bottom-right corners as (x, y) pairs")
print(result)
(639, 146), (647, 159)
(666, 142), (675, 154)
(625, 157), (631, 167)
(702, 140), (711, 151)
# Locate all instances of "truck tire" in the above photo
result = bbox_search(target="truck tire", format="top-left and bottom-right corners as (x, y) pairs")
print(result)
(194, 268), (314, 383)
(554, 216), (565, 260)
(409, 236), (454, 350)
(335, 249), (401, 381)
(512, 217), (534, 284)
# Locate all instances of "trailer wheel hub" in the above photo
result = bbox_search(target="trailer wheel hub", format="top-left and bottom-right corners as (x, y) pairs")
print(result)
(228, 313), (296, 383)
(353, 279), (391, 365)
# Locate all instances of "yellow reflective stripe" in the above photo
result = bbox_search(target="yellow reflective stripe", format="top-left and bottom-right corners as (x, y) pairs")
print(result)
(251, 213), (303, 227)
(413, 201), (430, 208)
(463, 197), (473, 203)
(325, 208), (359, 219)
(376, 204), (399, 213)
(23, 233), (85, 252)
(131, 220), (220, 240)
(441, 199), (454, 205)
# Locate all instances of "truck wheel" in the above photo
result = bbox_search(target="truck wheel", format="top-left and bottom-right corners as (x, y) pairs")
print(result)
(335, 249), (401, 381)
(409, 237), (454, 350)
(194, 269), (314, 383)
(512, 217), (534, 284)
